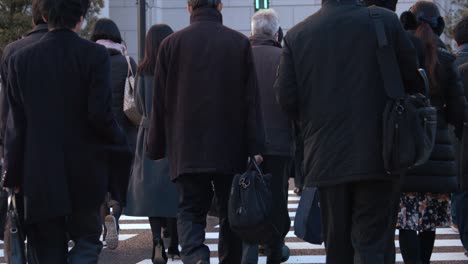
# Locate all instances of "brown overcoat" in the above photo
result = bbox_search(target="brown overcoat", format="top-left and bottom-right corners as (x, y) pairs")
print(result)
(147, 8), (265, 180)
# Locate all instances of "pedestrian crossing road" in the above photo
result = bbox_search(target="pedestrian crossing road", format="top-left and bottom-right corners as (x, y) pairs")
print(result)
(0, 190), (467, 264)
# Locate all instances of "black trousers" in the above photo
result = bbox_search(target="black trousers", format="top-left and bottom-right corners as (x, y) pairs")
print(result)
(319, 179), (400, 264)
(176, 173), (242, 264)
(26, 210), (102, 264)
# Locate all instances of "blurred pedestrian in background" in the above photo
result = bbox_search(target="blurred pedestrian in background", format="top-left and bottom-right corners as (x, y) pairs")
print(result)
(91, 18), (138, 250)
(125, 24), (180, 264)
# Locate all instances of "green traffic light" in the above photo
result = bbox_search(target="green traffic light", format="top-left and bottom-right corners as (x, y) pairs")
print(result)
(254, 0), (269, 10)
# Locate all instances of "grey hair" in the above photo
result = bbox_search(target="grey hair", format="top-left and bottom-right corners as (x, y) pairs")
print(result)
(187, 0), (222, 9)
(251, 9), (280, 37)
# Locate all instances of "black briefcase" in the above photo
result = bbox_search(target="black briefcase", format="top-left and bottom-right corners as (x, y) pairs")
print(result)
(228, 158), (276, 244)
(294, 187), (323, 245)
(4, 192), (26, 264)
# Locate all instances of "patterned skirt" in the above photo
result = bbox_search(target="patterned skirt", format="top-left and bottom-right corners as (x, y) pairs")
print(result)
(397, 192), (451, 232)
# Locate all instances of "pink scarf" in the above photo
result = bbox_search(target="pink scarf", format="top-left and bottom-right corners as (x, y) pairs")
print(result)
(96, 39), (128, 56)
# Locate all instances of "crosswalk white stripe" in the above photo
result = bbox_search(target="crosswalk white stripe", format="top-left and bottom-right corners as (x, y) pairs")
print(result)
(137, 252), (468, 264)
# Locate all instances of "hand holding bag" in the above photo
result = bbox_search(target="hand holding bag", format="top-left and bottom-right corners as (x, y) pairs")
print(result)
(123, 56), (142, 125)
(4, 191), (26, 264)
(228, 158), (276, 244)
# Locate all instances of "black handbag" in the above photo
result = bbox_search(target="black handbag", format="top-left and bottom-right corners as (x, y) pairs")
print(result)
(459, 114), (468, 191)
(370, 7), (437, 174)
(294, 187), (323, 245)
(4, 192), (26, 264)
(228, 158), (276, 244)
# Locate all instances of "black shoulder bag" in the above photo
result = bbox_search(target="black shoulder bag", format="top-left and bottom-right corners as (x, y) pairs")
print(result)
(369, 7), (437, 174)
(228, 158), (276, 244)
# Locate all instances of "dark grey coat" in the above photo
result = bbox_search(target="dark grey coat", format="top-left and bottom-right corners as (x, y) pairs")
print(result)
(125, 74), (178, 217)
(274, 1), (425, 187)
(455, 44), (468, 68)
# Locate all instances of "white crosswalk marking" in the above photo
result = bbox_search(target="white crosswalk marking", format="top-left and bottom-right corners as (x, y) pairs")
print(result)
(123, 191), (468, 263)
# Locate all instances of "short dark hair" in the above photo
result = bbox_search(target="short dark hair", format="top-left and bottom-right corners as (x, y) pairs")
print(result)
(187, 0), (221, 10)
(454, 17), (468, 46)
(32, 0), (47, 25)
(90, 18), (123, 43)
(362, 0), (398, 12)
(40, 0), (89, 29)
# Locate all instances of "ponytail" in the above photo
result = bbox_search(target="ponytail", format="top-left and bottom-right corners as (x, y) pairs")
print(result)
(415, 22), (439, 93)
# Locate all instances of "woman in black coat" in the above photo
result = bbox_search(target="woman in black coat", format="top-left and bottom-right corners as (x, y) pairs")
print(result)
(91, 18), (138, 250)
(397, 2), (467, 263)
(125, 24), (179, 264)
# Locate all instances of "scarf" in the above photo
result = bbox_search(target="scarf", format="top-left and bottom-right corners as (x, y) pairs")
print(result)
(96, 39), (128, 56)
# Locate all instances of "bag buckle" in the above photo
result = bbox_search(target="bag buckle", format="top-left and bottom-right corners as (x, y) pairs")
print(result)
(239, 177), (250, 189)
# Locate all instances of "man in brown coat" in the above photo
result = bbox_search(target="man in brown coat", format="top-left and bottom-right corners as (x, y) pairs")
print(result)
(146, 0), (265, 263)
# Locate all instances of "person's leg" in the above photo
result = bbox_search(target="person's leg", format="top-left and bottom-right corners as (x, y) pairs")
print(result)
(455, 192), (468, 251)
(262, 156), (291, 263)
(419, 231), (436, 264)
(26, 217), (68, 264)
(452, 193), (460, 228)
(351, 180), (400, 264)
(241, 242), (259, 264)
(67, 209), (103, 264)
(213, 174), (242, 264)
(319, 183), (354, 264)
(167, 217), (180, 258)
(398, 230), (421, 264)
(149, 217), (168, 263)
(176, 174), (213, 263)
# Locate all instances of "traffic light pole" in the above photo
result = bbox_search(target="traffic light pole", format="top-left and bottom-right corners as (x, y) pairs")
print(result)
(137, 0), (146, 62)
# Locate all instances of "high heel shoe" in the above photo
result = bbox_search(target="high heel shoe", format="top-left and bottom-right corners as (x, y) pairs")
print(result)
(167, 246), (181, 261)
(152, 239), (168, 264)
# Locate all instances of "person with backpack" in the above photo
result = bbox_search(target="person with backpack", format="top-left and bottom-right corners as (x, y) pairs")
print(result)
(396, 2), (467, 263)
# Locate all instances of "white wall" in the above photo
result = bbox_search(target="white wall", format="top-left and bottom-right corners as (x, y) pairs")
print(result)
(107, 0), (452, 59)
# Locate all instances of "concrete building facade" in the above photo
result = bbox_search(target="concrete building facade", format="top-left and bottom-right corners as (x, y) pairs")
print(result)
(103, 0), (442, 59)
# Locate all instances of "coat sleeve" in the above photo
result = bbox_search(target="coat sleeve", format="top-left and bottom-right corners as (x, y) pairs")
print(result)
(146, 44), (167, 160)
(245, 45), (265, 156)
(88, 47), (127, 145)
(274, 38), (299, 120)
(394, 20), (425, 94)
(443, 60), (467, 139)
(0, 51), (10, 159)
(2, 56), (25, 188)
(461, 63), (468, 99)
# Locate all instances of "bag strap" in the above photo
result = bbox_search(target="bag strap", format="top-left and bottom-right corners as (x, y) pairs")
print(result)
(369, 7), (406, 99)
(125, 56), (134, 78)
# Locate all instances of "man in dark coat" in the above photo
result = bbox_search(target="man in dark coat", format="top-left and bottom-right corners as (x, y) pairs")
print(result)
(3, 0), (128, 262)
(0, 0), (48, 158)
(146, 0), (264, 263)
(242, 9), (293, 264)
(274, 0), (424, 262)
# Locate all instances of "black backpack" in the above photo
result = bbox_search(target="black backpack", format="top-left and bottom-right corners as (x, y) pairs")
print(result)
(228, 158), (277, 244)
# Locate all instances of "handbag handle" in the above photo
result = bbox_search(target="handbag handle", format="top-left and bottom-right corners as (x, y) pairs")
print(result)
(248, 156), (264, 177)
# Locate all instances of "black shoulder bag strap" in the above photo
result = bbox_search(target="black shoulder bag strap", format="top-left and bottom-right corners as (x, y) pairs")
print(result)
(369, 7), (406, 99)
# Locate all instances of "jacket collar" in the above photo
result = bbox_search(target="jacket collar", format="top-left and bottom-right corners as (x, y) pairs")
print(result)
(190, 7), (223, 24)
(26, 24), (49, 36)
(249, 36), (282, 48)
(322, 0), (363, 6)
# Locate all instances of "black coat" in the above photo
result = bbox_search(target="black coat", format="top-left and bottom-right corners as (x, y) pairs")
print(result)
(274, 1), (424, 187)
(3, 29), (128, 223)
(0, 24), (49, 158)
(147, 8), (265, 180)
(250, 36), (294, 157)
(108, 49), (138, 151)
(403, 40), (466, 192)
(462, 62), (468, 97)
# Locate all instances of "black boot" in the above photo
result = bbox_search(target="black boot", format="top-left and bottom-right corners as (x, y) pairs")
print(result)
(152, 239), (168, 264)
